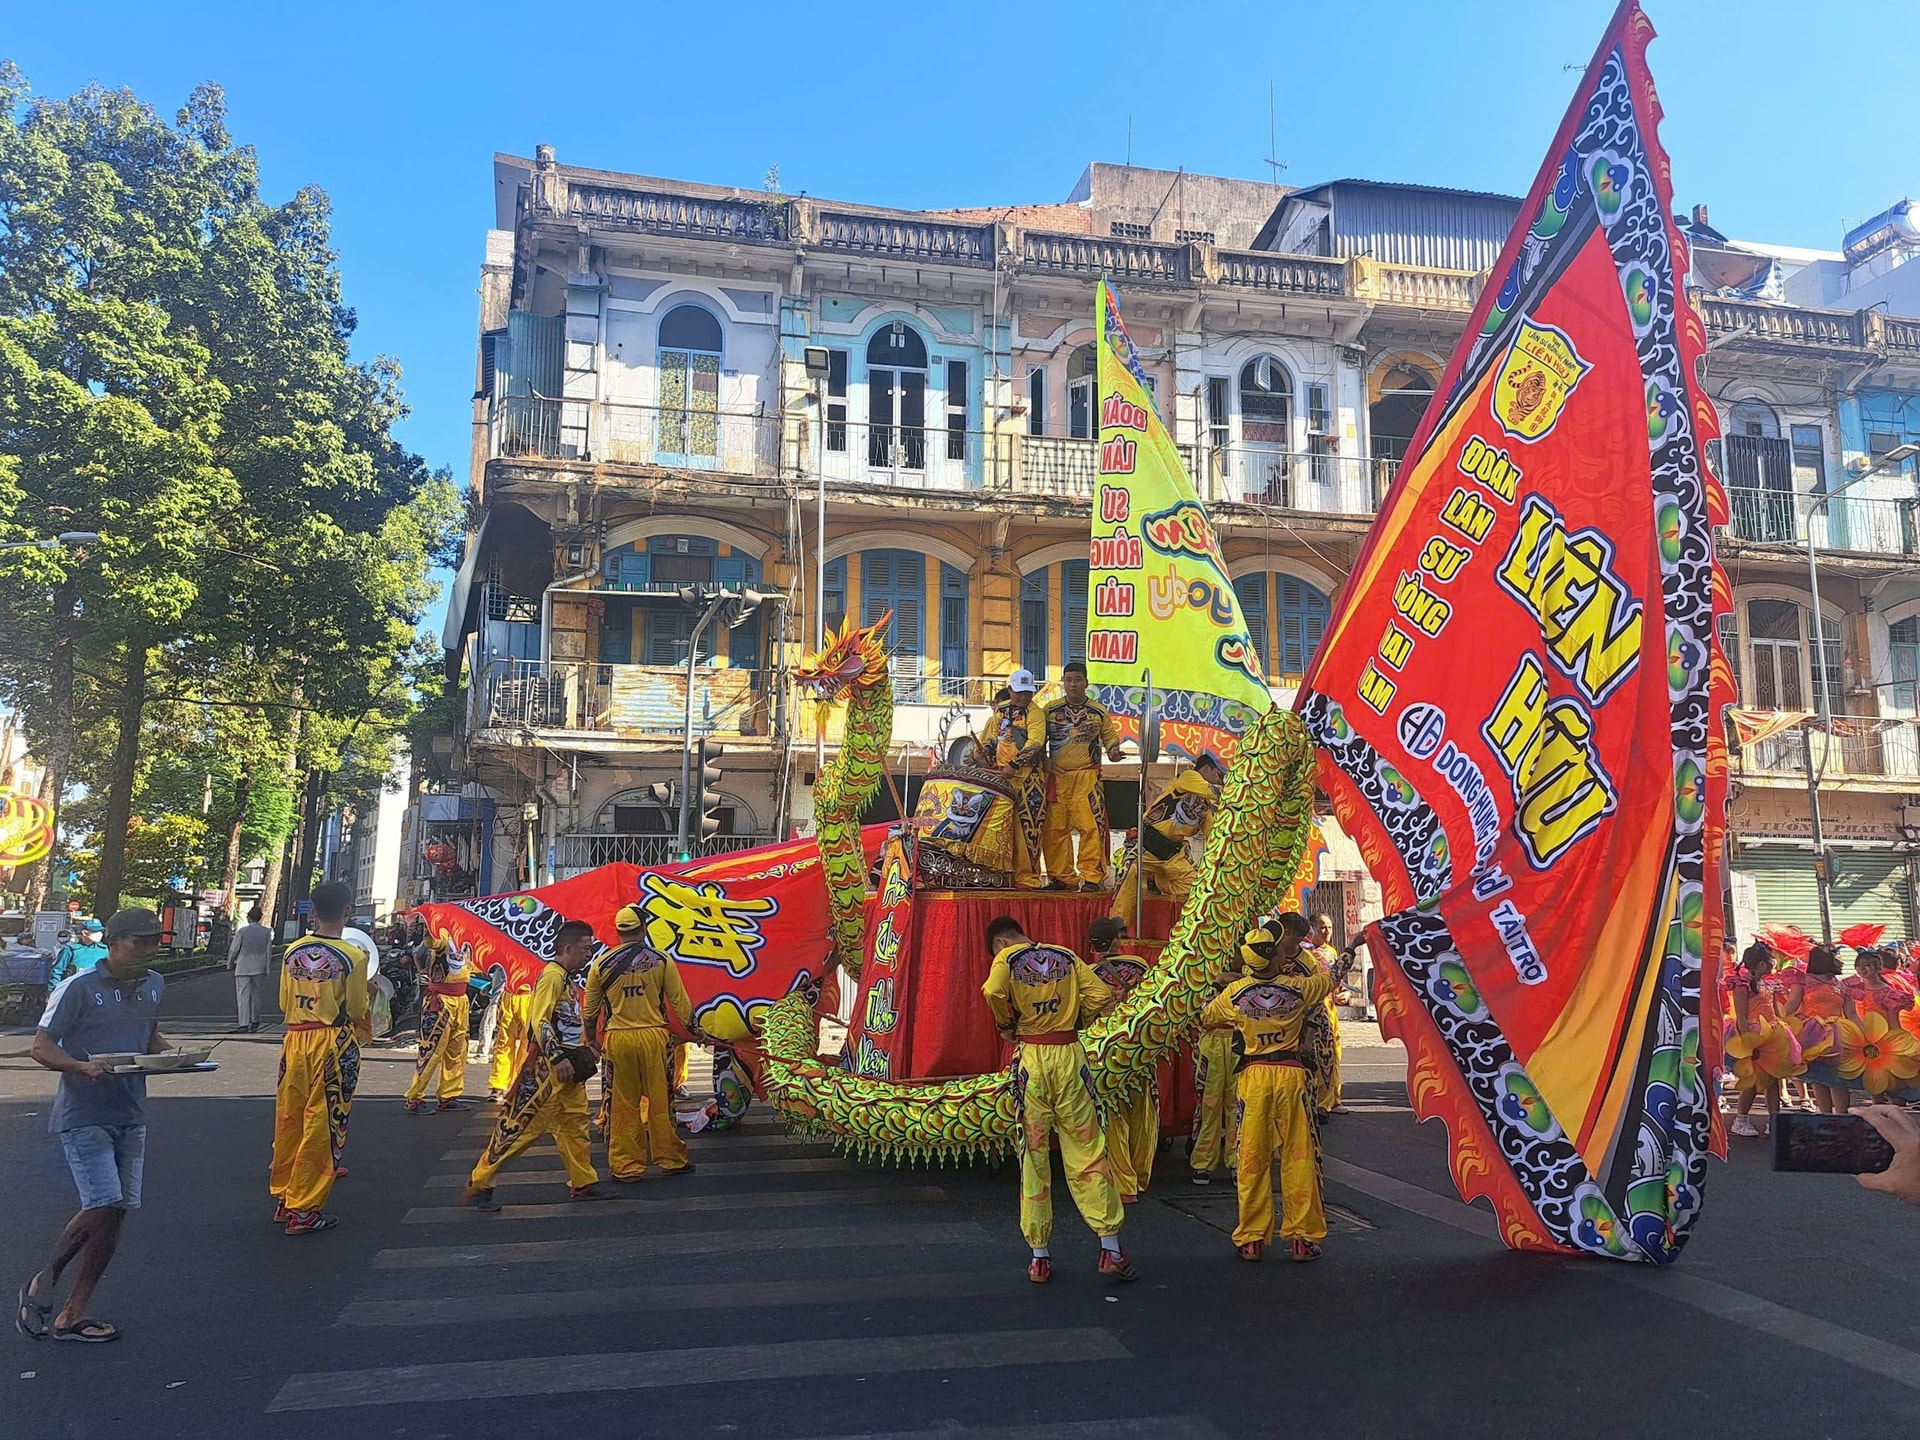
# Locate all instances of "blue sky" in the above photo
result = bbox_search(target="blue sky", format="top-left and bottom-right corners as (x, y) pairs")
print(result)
(6, 0), (1914, 486)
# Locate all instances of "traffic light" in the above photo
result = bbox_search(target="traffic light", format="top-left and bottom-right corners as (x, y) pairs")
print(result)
(645, 779), (676, 807)
(694, 738), (724, 842)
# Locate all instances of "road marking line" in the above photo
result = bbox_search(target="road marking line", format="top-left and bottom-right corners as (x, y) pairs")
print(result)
(442, 1131), (827, 1159)
(421, 1155), (850, 1187)
(372, 1219), (988, 1270)
(1324, 1156), (1920, 1394)
(267, 1327), (1129, 1410)
(402, 1184), (944, 1224)
(788, 1421), (1226, 1440)
(454, 1121), (816, 1144)
(337, 1270), (1018, 1326)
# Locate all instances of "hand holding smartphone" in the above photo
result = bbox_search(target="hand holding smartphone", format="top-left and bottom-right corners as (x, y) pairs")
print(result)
(1772, 1111), (1896, 1174)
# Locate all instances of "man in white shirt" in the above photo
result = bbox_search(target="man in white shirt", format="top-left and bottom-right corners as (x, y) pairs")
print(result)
(227, 906), (274, 1033)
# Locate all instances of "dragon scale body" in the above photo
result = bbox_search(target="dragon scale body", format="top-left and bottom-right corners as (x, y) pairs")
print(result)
(797, 615), (896, 978)
(763, 706), (1319, 1162)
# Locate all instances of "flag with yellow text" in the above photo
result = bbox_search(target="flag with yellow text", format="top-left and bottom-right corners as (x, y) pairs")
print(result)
(1297, 1), (1732, 1263)
(1088, 280), (1273, 759)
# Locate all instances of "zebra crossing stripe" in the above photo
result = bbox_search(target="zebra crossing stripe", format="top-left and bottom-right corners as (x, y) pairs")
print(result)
(372, 1220), (989, 1270)
(401, 1184), (945, 1224)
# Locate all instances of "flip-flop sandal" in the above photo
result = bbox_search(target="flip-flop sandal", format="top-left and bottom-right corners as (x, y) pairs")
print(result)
(16, 1276), (52, 1339)
(52, 1318), (119, 1343)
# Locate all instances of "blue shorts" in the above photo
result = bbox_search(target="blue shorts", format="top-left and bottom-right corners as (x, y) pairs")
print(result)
(59, 1124), (146, 1211)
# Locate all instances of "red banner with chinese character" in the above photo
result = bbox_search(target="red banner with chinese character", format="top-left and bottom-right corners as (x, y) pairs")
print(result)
(1298, 1), (1730, 1262)
(418, 827), (887, 1043)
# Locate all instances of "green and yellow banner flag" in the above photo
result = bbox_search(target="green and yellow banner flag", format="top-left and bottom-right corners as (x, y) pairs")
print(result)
(1088, 280), (1272, 758)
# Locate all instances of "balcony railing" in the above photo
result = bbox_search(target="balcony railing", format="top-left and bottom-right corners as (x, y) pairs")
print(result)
(1735, 715), (1920, 782)
(1214, 250), (1346, 297)
(1722, 487), (1919, 556)
(815, 417), (984, 491)
(1019, 230), (1191, 284)
(1697, 297), (1873, 352)
(472, 659), (773, 740)
(814, 211), (994, 267)
(1207, 447), (1390, 517)
(555, 832), (772, 872)
(567, 184), (790, 244)
(489, 394), (779, 477)
(1349, 256), (1482, 311)
(598, 399), (780, 477)
(990, 433), (1207, 501)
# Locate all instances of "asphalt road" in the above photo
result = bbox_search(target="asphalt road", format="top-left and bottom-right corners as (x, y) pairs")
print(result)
(3, 968), (1918, 1439)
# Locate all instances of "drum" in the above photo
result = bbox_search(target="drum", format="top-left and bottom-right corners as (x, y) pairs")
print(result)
(914, 764), (1019, 881)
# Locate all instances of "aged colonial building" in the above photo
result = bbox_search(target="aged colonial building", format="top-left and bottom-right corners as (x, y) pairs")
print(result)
(435, 149), (1920, 941)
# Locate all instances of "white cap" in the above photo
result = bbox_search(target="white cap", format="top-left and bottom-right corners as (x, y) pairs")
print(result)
(1008, 668), (1038, 694)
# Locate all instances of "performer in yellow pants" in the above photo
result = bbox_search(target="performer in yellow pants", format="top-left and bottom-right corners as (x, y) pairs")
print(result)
(1087, 918), (1155, 1201)
(1110, 755), (1223, 925)
(585, 905), (696, 1182)
(269, 881), (368, 1235)
(404, 940), (471, 1112)
(1188, 1023), (1240, 1182)
(983, 914), (1136, 1284)
(466, 918), (605, 1208)
(1202, 915), (1334, 1262)
(488, 985), (533, 1098)
(1309, 918), (1346, 1115)
(1034, 662), (1124, 889)
(976, 668), (1048, 889)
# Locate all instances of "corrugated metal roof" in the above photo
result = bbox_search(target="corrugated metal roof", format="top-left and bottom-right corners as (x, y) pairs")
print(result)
(1255, 178), (1524, 270)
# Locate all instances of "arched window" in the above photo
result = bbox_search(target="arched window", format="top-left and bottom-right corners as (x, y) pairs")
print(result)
(1369, 362), (1434, 463)
(1238, 357), (1293, 503)
(867, 322), (929, 470)
(658, 303), (723, 461)
(597, 535), (762, 669)
(1728, 399), (1781, 438)
(1068, 344), (1097, 439)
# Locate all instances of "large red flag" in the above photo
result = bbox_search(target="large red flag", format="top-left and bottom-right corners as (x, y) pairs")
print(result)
(1300, 1), (1730, 1262)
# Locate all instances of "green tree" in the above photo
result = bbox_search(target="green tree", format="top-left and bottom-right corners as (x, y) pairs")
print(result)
(0, 65), (459, 914)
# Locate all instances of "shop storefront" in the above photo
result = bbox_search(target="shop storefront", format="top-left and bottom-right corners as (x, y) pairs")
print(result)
(1727, 787), (1917, 943)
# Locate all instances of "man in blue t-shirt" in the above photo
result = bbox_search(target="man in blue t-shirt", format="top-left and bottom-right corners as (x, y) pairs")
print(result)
(18, 909), (170, 1345)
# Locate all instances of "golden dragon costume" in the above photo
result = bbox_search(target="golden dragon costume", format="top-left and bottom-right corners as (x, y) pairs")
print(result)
(762, 705), (1319, 1162)
(794, 612), (896, 979)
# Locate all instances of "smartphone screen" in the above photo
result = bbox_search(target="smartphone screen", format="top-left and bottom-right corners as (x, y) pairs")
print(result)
(1771, 1112), (1896, 1174)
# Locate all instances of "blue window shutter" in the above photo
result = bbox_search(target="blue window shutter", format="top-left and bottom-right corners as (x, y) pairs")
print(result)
(1020, 570), (1048, 675)
(715, 554), (746, 587)
(823, 558), (846, 632)
(1277, 576), (1330, 675)
(1063, 560), (1089, 665)
(599, 604), (632, 664)
(1234, 573), (1268, 673)
(939, 563), (968, 685)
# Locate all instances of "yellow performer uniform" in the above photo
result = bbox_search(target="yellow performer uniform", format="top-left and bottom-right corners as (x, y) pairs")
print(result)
(1111, 766), (1219, 924)
(404, 942), (470, 1110)
(469, 960), (598, 1197)
(1037, 692), (1122, 887)
(975, 692), (1047, 889)
(488, 980), (534, 1096)
(983, 935), (1131, 1279)
(584, 930), (695, 1181)
(1310, 941), (1344, 1114)
(270, 935), (368, 1232)
(1089, 947), (1156, 1200)
(1202, 934), (1334, 1258)
(1188, 983), (1240, 1180)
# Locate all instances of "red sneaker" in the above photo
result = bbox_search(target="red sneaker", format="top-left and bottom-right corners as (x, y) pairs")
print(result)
(284, 1210), (339, 1236)
(1121, 1193), (1137, 1206)
(270, 1199), (288, 1226)
(1290, 1239), (1323, 1263)
(1237, 1241), (1264, 1262)
(332, 1165), (349, 1179)
(1027, 1256), (1051, 1284)
(1097, 1247), (1139, 1282)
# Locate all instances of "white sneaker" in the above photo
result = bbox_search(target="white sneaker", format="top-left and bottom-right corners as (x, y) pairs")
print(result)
(1729, 1116), (1761, 1138)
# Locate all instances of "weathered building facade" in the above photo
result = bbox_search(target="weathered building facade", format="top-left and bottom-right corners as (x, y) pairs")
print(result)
(437, 150), (1920, 942)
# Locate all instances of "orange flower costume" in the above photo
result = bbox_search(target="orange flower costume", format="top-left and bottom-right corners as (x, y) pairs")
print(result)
(1722, 986), (1803, 1089)
(1833, 1012), (1920, 1097)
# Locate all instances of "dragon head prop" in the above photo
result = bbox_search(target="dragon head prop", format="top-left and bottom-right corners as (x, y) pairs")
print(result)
(796, 611), (893, 703)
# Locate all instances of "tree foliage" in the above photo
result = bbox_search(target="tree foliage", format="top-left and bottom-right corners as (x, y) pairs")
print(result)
(0, 64), (459, 912)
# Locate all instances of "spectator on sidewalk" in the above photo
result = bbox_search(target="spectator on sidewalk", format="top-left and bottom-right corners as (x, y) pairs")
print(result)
(18, 909), (171, 1345)
(227, 906), (274, 1034)
(50, 919), (106, 988)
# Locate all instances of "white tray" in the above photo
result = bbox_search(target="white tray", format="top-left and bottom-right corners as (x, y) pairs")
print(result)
(102, 1061), (219, 1075)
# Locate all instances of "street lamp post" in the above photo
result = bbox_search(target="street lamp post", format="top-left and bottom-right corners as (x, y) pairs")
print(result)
(1799, 442), (1920, 943)
(0, 532), (100, 555)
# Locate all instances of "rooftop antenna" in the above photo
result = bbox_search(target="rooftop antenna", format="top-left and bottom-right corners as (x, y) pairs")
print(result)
(1264, 81), (1287, 184)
